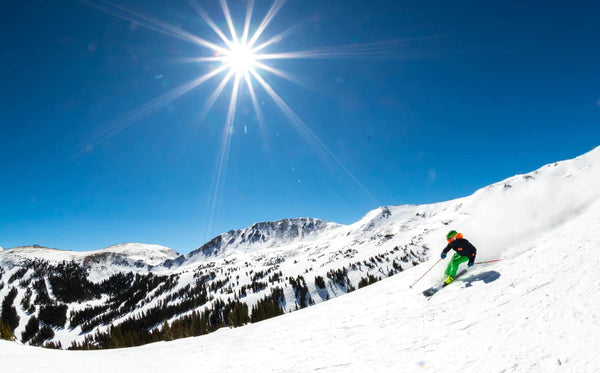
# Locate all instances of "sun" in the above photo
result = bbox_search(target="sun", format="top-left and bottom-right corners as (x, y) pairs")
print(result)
(223, 43), (257, 74)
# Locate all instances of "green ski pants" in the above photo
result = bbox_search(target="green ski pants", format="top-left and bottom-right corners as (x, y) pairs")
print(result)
(445, 253), (470, 277)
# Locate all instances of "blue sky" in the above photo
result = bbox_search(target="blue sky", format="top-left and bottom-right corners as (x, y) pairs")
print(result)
(1, 0), (599, 253)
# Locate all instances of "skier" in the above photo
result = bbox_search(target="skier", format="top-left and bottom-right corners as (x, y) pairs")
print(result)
(440, 230), (477, 284)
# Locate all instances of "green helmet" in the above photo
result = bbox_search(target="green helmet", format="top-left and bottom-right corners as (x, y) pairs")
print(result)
(446, 230), (458, 240)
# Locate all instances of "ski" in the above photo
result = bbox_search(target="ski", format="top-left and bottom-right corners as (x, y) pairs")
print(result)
(422, 269), (468, 297)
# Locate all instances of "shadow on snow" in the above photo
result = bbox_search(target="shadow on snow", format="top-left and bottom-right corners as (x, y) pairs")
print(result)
(462, 270), (501, 287)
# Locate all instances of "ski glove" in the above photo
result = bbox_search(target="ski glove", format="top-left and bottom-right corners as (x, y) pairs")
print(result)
(441, 253), (447, 259)
(468, 262), (474, 267)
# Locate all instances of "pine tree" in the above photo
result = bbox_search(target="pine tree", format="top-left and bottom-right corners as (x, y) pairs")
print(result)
(108, 326), (125, 349)
(0, 318), (14, 341)
(1, 287), (20, 331)
(314, 276), (326, 289)
(161, 320), (173, 341)
(228, 302), (249, 327)
(123, 330), (134, 347)
(21, 316), (40, 343)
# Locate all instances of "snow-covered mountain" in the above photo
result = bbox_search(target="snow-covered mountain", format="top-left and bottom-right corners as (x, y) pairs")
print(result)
(0, 243), (179, 281)
(176, 217), (341, 263)
(2, 243), (178, 265)
(1, 146), (599, 361)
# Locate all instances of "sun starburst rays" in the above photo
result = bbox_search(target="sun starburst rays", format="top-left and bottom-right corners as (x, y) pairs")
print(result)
(82, 0), (390, 236)
(195, 0), (291, 234)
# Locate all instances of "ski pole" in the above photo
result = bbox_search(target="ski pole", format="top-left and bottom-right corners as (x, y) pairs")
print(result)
(474, 259), (503, 265)
(409, 258), (442, 289)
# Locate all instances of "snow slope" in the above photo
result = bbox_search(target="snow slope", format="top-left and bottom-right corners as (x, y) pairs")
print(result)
(2, 177), (599, 372)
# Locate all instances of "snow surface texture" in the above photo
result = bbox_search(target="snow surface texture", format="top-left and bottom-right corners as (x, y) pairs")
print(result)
(2, 146), (600, 372)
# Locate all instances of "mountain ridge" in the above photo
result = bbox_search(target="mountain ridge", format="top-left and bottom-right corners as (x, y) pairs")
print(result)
(183, 217), (341, 262)
(4, 145), (599, 266)
(0, 243), (180, 271)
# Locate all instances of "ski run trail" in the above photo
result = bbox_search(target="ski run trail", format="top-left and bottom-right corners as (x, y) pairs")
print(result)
(2, 147), (600, 372)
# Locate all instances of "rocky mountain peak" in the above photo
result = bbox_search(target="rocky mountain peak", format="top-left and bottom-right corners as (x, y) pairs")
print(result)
(187, 217), (340, 259)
